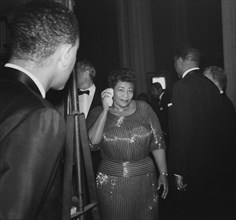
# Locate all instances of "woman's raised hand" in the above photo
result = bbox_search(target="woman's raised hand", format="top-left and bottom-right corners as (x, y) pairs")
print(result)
(101, 88), (114, 110)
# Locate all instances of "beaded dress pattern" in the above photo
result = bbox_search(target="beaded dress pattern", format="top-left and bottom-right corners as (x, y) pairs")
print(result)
(87, 100), (166, 220)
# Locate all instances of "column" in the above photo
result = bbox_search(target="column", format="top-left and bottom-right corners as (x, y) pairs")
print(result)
(221, 0), (236, 109)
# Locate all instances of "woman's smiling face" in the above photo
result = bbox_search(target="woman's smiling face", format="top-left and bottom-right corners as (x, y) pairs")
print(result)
(113, 80), (134, 109)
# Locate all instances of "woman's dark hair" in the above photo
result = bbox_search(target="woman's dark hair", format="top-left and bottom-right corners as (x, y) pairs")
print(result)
(108, 67), (136, 88)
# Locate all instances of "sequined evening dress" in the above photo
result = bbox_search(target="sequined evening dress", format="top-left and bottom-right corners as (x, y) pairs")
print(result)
(87, 100), (166, 220)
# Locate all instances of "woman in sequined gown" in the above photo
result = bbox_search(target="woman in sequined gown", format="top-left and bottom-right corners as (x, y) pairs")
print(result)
(87, 68), (168, 220)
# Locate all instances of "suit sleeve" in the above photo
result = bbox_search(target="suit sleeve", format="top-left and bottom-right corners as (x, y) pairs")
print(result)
(0, 108), (66, 220)
(168, 82), (194, 176)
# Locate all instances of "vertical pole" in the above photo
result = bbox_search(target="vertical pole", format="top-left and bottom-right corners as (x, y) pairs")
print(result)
(71, 69), (85, 220)
(63, 1), (84, 219)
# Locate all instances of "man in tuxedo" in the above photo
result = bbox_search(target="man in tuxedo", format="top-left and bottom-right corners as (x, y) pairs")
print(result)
(203, 66), (236, 194)
(150, 82), (170, 146)
(168, 44), (224, 219)
(75, 59), (101, 119)
(0, 1), (79, 220)
(75, 60), (102, 175)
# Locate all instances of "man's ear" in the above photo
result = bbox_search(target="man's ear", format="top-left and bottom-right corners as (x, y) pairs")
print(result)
(178, 57), (183, 65)
(178, 57), (185, 69)
(60, 44), (72, 67)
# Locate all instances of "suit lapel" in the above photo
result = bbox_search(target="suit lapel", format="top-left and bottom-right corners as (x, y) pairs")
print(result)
(1, 67), (41, 96)
(88, 89), (101, 116)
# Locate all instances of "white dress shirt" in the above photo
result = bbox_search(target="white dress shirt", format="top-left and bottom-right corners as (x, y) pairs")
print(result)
(182, 67), (200, 78)
(78, 84), (96, 119)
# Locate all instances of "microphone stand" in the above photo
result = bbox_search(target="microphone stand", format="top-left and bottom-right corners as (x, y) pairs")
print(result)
(62, 2), (100, 219)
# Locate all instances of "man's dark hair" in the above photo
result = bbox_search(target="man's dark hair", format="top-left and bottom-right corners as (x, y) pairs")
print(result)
(10, 0), (79, 62)
(151, 82), (163, 90)
(174, 43), (200, 64)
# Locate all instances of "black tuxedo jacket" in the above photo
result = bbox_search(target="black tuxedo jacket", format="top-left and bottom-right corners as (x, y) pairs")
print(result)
(168, 70), (223, 195)
(0, 67), (66, 220)
(87, 86), (102, 118)
(86, 87), (102, 174)
(219, 93), (236, 190)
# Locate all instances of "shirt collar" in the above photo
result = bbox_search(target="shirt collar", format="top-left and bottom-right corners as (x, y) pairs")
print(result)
(80, 84), (96, 96)
(159, 91), (164, 100)
(182, 67), (200, 78)
(5, 63), (46, 98)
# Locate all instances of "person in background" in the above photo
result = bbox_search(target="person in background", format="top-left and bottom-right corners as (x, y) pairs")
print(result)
(0, 1), (79, 220)
(75, 59), (102, 174)
(203, 66), (236, 196)
(150, 82), (171, 147)
(168, 44), (225, 219)
(87, 67), (168, 220)
(203, 65), (229, 93)
(75, 59), (101, 119)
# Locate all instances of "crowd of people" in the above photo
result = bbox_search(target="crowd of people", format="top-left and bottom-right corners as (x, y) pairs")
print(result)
(0, 1), (235, 220)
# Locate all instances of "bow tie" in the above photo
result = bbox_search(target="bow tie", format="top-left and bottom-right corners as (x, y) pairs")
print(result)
(78, 89), (90, 95)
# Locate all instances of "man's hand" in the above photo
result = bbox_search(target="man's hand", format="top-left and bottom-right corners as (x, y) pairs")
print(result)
(174, 174), (187, 191)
